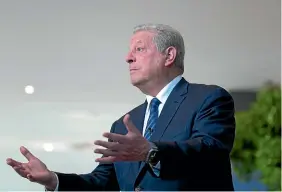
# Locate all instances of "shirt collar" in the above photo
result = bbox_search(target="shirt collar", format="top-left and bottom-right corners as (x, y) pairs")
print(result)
(146, 75), (182, 106)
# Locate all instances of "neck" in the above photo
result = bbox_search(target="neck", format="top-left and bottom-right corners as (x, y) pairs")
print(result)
(138, 72), (181, 96)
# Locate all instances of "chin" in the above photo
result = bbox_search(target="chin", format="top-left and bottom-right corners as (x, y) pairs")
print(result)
(130, 77), (143, 86)
(130, 79), (141, 86)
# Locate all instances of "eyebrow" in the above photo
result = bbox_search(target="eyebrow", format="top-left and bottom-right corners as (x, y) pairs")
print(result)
(135, 40), (145, 45)
(128, 40), (145, 50)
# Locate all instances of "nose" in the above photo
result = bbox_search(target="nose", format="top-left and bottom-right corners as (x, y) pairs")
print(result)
(126, 52), (136, 64)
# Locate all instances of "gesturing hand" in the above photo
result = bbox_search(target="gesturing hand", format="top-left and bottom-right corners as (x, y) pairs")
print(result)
(94, 114), (151, 163)
(6, 146), (57, 190)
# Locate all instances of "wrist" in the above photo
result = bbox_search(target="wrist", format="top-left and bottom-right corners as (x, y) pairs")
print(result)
(45, 171), (57, 190)
(142, 141), (151, 161)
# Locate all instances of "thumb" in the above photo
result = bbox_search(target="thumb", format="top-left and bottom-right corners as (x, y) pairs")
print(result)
(20, 146), (35, 161)
(123, 114), (140, 134)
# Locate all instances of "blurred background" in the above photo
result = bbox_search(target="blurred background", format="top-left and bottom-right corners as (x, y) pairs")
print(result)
(0, 0), (280, 191)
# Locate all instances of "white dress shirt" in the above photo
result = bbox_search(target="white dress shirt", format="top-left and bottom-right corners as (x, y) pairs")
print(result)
(48, 75), (182, 191)
(142, 75), (182, 176)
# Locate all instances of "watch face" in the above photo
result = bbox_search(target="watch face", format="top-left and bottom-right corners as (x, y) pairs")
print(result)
(146, 143), (159, 165)
(150, 151), (156, 158)
(149, 151), (158, 164)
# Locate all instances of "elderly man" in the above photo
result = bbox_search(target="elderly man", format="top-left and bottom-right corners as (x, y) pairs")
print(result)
(7, 23), (236, 191)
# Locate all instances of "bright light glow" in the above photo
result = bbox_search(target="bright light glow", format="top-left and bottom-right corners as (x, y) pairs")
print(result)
(25, 85), (34, 94)
(43, 143), (54, 152)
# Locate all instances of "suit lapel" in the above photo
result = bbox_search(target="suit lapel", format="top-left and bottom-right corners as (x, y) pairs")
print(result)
(149, 78), (189, 141)
(137, 78), (189, 174)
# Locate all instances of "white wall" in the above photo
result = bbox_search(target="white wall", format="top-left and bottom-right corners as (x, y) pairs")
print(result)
(0, 0), (280, 190)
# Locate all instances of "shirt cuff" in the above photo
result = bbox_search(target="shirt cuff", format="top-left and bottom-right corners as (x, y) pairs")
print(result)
(149, 161), (161, 177)
(45, 172), (59, 191)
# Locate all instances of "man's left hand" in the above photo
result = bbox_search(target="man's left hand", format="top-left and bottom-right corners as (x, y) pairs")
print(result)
(94, 114), (151, 163)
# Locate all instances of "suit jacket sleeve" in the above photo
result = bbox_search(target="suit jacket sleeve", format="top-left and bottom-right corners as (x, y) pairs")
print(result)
(54, 122), (120, 191)
(154, 86), (236, 179)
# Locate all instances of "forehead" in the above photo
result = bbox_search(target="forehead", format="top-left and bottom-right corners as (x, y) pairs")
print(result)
(130, 31), (156, 45)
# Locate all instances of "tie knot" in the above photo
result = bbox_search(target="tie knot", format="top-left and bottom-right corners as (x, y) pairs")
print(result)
(150, 98), (161, 109)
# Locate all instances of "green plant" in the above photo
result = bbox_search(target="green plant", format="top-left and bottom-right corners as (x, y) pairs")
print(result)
(231, 83), (281, 191)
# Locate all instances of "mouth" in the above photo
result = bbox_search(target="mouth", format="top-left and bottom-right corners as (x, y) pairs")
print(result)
(130, 69), (138, 72)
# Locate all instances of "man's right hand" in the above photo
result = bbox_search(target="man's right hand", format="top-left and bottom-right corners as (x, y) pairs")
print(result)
(6, 146), (57, 190)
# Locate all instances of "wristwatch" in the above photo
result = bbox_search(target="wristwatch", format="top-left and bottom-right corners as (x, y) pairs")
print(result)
(145, 142), (159, 166)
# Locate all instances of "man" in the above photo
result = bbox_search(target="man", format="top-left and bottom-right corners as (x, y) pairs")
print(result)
(6, 23), (236, 191)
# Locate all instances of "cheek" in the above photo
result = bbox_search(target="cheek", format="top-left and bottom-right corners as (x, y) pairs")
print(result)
(136, 54), (161, 74)
(141, 58), (155, 73)
(137, 56), (150, 69)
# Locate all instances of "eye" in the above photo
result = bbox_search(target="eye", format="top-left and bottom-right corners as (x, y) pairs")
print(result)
(136, 47), (144, 52)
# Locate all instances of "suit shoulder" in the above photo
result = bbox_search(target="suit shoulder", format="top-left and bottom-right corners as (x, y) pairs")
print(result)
(188, 83), (233, 100)
(185, 83), (235, 115)
(109, 102), (145, 133)
(113, 102), (145, 124)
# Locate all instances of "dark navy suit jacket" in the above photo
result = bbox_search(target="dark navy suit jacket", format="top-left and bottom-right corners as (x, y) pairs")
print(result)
(55, 78), (236, 191)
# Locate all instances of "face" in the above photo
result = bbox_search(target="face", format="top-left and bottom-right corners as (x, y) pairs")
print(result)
(125, 31), (167, 87)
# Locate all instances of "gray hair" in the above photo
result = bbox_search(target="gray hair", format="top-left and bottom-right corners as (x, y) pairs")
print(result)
(133, 23), (185, 72)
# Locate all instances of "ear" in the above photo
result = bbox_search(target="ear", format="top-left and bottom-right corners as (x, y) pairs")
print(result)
(164, 46), (177, 67)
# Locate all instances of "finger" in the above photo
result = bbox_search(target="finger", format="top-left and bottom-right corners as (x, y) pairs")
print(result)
(22, 163), (32, 173)
(123, 114), (140, 134)
(103, 132), (128, 144)
(94, 140), (124, 151)
(94, 140), (116, 149)
(7, 159), (30, 178)
(20, 146), (35, 161)
(13, 166), (29, 178)
(94, 148), (120, 156)
(95, 156), (118, 163)
(6, 158), (23, 167)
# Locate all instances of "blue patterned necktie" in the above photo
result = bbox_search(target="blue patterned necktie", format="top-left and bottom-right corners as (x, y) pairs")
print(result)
(144, 98), (161, 140)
